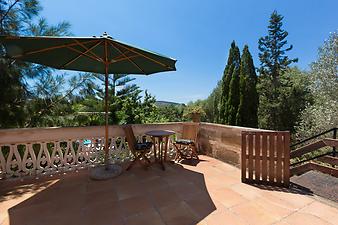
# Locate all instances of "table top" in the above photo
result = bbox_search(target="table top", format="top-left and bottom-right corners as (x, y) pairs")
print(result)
(145, 130), (176, 137)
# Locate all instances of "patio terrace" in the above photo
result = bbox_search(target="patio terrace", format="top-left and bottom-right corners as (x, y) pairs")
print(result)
(0, 123), (337, 225)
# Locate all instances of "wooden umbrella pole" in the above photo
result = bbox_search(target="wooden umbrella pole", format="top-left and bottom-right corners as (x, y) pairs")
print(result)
(104, 39), (109, 167)
(104, 66), (109, 166)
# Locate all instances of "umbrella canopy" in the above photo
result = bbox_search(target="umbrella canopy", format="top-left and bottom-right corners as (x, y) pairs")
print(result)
(0, 33), (177, 170)
(0, 33), (176, 74)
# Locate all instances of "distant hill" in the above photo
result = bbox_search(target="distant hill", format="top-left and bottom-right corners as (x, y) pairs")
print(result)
(155, 101), (185, 107)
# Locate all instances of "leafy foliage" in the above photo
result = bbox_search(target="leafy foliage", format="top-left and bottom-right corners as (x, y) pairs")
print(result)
(0, 0), (179, 128)
(0, 58), (26, 127)
(183, 103), (205, 118)
(0, 3), (335, 135)
(296, 31), (338, 139)
(26, 73), (92, 127)
(0, 0), (41, 35)
(155, 104), (184, 123)
(0, 0), (74, 128)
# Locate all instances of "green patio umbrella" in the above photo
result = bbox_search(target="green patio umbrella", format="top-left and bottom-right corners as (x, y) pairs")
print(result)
(0, 32), (176, 179)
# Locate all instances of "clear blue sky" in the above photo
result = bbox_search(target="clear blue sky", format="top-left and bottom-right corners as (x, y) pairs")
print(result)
(40, 0), (338, 103)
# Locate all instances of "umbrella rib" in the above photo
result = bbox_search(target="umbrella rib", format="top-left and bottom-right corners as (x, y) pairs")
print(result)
(111, 50), (140, 62)
(112, 50), (132, 60)
(61, 40), (103, 68)
(113, 42), (173, 70)
(104, 39), (108, 63)
(74, 39), (104, 62)
(11, 40), (98, 58)
(66, 46), (103, 63)
(109, 42), (146, 74)
(112, 54), (139, 63)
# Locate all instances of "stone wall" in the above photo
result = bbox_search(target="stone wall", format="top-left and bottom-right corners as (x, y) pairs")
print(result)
(198, 123), (270, 167)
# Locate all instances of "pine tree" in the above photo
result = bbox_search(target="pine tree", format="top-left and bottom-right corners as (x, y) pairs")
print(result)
(219, 41), (241, 124)
(141, 90), (159, 123)
(236, 45), (258, 127)
(258, 10), (298, 82)
(0, 0), (72, 128)
(258, 11), (298, 130)
(87, 73), (142, 124)
(0, 60), (26, 128)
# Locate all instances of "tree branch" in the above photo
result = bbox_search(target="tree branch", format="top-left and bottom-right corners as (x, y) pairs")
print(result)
(0, 0), (20, 32)
(25, 75), (91, 127)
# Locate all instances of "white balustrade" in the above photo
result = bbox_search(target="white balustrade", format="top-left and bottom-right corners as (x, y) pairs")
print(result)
(0, 123), (183, 179)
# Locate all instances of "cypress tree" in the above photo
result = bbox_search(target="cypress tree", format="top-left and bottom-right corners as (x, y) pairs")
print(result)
(236, 45), (258, 127)
(227, 65), (240, 125)
(219, 41), (240, 124)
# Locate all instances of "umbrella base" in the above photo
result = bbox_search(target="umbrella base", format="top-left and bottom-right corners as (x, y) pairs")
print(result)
(89, 164), (122, 180)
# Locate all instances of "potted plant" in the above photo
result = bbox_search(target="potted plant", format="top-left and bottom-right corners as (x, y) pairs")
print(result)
(183, 105), (206, 122)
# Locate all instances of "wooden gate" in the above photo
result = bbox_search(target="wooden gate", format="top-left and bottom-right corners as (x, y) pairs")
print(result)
(241, 131), (290, 187)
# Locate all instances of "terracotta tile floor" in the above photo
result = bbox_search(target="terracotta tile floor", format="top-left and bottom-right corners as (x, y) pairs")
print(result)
(0, 155), (337, 225)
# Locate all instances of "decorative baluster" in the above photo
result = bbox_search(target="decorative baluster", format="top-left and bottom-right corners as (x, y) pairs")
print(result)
(115, 137), (127, 162)
(123, 137), (132, 162)
(51, 141), (64, 173)
(36, 142), (52, 175)
(85, 138), (95, 166)
(0, 145), (7, 178)
(88, 138), (101, 166)
(6, 144), (22, 177)
(108, 137), (115, 163)
(76, 139), (87, 168)
(22, 143), (37, 176)
(63, 140), (76, 171)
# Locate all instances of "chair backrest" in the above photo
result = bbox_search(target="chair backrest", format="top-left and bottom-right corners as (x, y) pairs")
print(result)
(123, 125), (137, 153)
(181, 123), (199, 141)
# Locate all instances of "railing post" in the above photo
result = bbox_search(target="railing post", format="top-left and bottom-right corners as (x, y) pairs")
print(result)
(333, 128), (337, 157)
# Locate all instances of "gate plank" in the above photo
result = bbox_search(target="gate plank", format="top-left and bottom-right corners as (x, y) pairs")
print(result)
(248, 133), (253, 181)
(269, 134), (275, 183)
(261, 133), (268, 182)
(254, 133), (261, 181)
(283, 132), (290, 187)
(241, 132), (247, 182)
(276, 133), (283, 185)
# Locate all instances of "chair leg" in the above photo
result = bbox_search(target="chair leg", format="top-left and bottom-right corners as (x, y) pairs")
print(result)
(152, 137), (157, 162)
(191, 145), (199, 160)
(175, 144), (186, 161)
(173, 143), (180, 161)
(126, 159), (137, 171)
(144, 156), (151, 164)
(126, 154), (142, 171)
